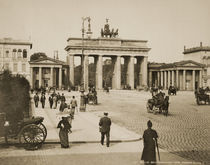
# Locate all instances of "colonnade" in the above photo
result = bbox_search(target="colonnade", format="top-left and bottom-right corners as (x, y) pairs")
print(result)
(68, 54), (148, 90)
(30, 66), (63, 89)
(149, 69), (202, 90)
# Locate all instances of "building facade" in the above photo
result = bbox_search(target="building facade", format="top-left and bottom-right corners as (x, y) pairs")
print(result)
(29, 57), (69, 89)
(0, 38), (32, 83)
(148, 61), (204, 90)
(183, 42), (210, 87)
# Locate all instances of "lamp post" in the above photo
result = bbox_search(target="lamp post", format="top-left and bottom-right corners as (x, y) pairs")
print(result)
(81, 16), (91, 91)
(80, 16), (91, 112)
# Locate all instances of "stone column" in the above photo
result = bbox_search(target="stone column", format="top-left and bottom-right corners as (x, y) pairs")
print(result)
(172, 70), (174, 86)
(96, 55), (103, 90)
(69, 54), (74, 86)
(149, 71), (152, 87)
(50, 67), (53, 87)
(83, 54), (89, 91)
(141, 56), (148, 87)
(160, 71), (163, 87)
(112, 56), (121, 89)
(59, 67), (62, 89)
(39, 67), (42, 88)
(164, 71), (167, 89)
(127, 56), (134, 89)
(199, 70), (202, 87)
(192, 70), (195, 90)
(157, 71), (160, 87)
(183, 70), (186, 90)
(176, 70), (179, 88)
(167, 70), (171, 88)
(30, 67), (33, 88)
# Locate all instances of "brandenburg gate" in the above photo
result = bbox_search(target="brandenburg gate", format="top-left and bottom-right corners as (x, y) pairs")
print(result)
(65, 21), (151, 90)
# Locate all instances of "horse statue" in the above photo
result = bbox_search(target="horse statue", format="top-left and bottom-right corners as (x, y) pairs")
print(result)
(100, 19), (119, 38)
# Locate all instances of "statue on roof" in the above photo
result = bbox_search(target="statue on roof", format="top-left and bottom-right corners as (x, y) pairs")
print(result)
(100, 19), (119, 38)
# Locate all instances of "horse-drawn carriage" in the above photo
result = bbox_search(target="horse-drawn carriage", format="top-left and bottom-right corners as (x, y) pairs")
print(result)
(0, 113), (47, 150)
(87, 92), (98, 105)
(195, 89), (210, 105)
(168, 86), (177, 95)
(146, 93), (169, 116)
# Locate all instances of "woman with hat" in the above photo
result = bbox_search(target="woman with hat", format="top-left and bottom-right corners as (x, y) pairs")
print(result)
(141, 120), (158, 164)
(57, 115), (71, 148)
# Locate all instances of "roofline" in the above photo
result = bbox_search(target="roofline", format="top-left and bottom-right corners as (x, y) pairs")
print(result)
(183, 46), (210, 54)
(0, 41), (33, 49)
(65, 45), (151, 52)
(67, 37), (148, 43)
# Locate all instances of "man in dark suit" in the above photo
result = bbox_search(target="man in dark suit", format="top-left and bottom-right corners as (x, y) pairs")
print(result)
(99, 112), (111, 147)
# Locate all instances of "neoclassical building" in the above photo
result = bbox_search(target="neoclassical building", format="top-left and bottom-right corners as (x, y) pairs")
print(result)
(148, 60), (204, 90)
(183, 42), (210, 87)
(148, 42), (210, 90)
(29, 56), (69, 89)
(0, 38), (32, 83)
(65, 21), (150, 90)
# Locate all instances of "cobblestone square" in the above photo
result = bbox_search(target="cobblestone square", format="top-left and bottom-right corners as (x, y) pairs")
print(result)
(88, 90), (210, 163)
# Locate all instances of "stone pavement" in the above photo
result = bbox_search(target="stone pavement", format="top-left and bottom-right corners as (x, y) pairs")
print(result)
(29, 91), (196, 164)
(0, 90), (202, 165)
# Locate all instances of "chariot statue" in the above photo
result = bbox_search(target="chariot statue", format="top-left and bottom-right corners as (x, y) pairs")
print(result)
(101, 19), (119, 38)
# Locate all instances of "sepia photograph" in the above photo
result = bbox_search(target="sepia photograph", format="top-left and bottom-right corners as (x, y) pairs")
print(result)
(0, 0), (210, 164)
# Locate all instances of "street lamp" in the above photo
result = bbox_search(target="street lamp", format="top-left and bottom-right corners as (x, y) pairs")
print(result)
(81, 16), (91, 91)
(80, 17), (91, 112)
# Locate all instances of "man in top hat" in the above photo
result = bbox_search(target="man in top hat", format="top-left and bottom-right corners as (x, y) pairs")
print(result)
(99, 112), (112, 147)
(141, 120), (158, 165)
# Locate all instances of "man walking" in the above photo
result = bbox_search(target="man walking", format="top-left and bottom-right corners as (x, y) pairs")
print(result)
(40, 93), (46, 109)
(49, 95), (53, 109)
(99, 112), (111, 147)
(70, 96), (77, 117)
(141, 120), (159, 165)
(34, 93), (39, 108)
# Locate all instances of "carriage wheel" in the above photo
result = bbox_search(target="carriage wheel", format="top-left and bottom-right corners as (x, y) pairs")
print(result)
(19, 124), (45, 149)
(146, 102), (152, 113)
(37, 123), (47, 141)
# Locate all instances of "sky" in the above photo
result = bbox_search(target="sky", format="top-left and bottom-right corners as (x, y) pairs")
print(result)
(0, 0), (210, 63)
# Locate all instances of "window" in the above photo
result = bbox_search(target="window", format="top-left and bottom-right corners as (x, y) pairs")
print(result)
(0, 50), (2, 58)
(4, 63), (9, 70)
(13, 63), (18, 72)
(23, 49), (27, 58)
(5, 50), (9, 58)
(12, 49), (17, 58)
(18, 49), (22, 58)
(43, 69), (49, 74)
(22, 63), (26, 72)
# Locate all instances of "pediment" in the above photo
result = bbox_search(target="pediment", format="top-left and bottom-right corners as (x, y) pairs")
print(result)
(182, 63), (198, 67)
(34, 59), (57, 64)
(175, 60), (204, 67)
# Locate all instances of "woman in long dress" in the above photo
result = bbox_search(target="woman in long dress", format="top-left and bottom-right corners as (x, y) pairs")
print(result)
(141, 120), (158, 164)
(57, 117), (71, 148)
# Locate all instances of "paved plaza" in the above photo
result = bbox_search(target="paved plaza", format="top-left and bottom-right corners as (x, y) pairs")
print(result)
(89, 90), (210, 163)
(0, 89), (209, 165)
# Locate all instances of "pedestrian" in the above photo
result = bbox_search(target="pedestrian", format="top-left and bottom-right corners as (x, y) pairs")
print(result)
(57, 116), (71, 148)
(52, 94), (57, 109)
(141, 120), (159, 165)
(59, 98), (66, 112)
(70, 96), (78, 117)
(49, 95), (53, 109)
(33, 93), (39, 108)
(61, 93), (66, 102)
(40, 93), (46, 109)
(99, 112), (111, 147)
(57, 92), (61, 104)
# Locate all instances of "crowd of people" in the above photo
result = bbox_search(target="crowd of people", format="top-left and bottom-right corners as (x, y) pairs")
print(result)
(33, 87), (160, 164)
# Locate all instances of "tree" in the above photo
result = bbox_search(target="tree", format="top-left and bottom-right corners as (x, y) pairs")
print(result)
(30, 52), (47, 61)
